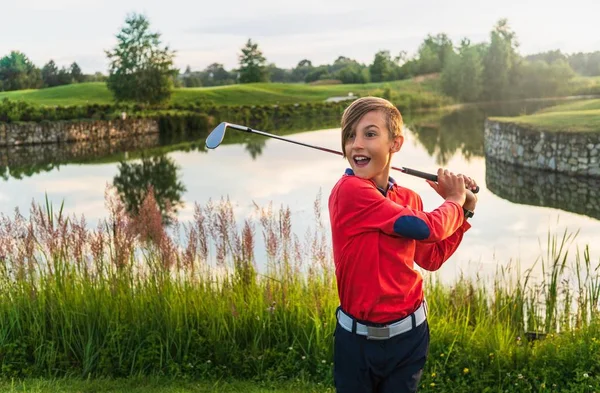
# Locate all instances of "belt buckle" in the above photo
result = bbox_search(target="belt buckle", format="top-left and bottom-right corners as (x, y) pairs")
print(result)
(366, 325), (390, 340)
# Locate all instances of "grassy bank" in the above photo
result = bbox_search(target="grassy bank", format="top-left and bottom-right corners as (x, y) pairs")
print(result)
(0, 192), (599, 392)
(490, 109), (600, 131)
(0, 377), (330, 392)
(490, 98), (600, 131)
(0, 79), (446, 107)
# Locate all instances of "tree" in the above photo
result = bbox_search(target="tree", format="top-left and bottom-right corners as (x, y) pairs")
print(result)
(56, 67), (73, 85)
(70, 62), (84, 83)
(203, 63), (233, 85)
(238, 39), (268, 83)
(482, 19), (520, 100)
(268, 64), (292, 83)
(105, 13), (177, 104)
(180, 65), (202, 87)
(414, 34), (455, 75)
(517, 59), (575, 98)
(568, 51), (600, 76)
(441, 39), (484, 102)
(291, 59), (313, 82)
(370, 50), (394, 82)
(0, 51), (43, 91)
(525, 50), (566, 65)
(41, 60), (59, 87)
(83, 72), (108, 82)
(335, 64), (369, 84)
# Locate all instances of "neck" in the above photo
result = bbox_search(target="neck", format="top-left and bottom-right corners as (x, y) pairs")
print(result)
(373, 165), (391, 190)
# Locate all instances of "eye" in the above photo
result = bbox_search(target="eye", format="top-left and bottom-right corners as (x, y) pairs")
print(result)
(347, 133), (355, 140)
(366, 131), (377, 137)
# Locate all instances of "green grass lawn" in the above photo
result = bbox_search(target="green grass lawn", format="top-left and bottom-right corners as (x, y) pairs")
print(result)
(490, 109), (600, 131)
(0, 378), (332, 393)
(0, 79), (442, 107)
(0, 83), (113, 106)
(537, 98), (600, 113)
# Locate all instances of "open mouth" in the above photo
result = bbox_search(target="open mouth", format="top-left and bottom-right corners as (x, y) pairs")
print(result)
(353, 155), (371, 167)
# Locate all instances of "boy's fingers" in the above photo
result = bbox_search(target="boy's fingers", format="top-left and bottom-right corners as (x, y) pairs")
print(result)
(426, 180), (438, 190)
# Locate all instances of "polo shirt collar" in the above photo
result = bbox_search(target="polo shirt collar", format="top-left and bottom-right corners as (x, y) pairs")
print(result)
(344, 168), (396, 195)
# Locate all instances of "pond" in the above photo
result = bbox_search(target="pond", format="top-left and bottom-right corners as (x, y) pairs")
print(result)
(1, 100), (598, 282)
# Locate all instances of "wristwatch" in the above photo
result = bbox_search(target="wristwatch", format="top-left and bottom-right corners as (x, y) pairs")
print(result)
(463, 207), (474, 219)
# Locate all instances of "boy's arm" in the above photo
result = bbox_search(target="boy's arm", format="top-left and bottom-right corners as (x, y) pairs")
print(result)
(336, 177), (464, 243)
(414, 220), (471, 271)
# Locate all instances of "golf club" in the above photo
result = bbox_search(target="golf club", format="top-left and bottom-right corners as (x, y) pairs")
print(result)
(206, 122), (479, 194)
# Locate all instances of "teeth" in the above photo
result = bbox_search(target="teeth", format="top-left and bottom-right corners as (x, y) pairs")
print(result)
(355, 156), (368, 161)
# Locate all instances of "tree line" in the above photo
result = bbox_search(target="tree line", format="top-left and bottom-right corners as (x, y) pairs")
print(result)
(0, 52), (107, 91)
(2, 13), (599, 104)
(180, 21), (600, 98)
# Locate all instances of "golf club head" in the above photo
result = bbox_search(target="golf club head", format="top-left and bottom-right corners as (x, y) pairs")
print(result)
(205, 122), (229, 149)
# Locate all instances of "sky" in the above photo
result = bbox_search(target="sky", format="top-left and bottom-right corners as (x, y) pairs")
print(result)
(1, 0), (599, 74)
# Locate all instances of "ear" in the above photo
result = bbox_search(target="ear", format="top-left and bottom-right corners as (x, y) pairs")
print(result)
(390, 135), (404, 153)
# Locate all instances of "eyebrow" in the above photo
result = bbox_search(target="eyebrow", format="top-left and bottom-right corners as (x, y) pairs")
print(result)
(362, 124), (380, 130)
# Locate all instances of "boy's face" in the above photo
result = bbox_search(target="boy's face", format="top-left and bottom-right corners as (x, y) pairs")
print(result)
(344, 110), (403, 189)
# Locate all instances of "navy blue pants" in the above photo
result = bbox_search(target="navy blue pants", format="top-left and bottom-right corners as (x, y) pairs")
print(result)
(333, 319), (430, 393)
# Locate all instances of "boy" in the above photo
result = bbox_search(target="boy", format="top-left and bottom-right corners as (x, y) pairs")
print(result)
(328, 97), (477, 393)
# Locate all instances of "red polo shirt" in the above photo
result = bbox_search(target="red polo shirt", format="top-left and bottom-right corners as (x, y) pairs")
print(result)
(328, 169), (471, 324)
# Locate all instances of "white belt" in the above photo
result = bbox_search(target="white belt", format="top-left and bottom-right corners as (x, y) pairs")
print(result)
(336, 301), (427, 340)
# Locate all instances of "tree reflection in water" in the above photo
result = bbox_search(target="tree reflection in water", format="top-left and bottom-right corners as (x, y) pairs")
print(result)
(113, 154), (186, 225)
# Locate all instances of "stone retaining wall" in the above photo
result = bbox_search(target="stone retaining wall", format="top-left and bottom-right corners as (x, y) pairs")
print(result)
(0, 133), (162, 179)
(0, 118), (159, 146)
(484, 120), (600, 177)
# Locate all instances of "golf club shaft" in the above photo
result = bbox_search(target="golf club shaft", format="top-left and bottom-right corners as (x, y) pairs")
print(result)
(227, 123), (478, 193)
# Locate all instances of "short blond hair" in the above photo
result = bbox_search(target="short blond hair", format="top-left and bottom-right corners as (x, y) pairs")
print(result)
(340, 97), (403, 157)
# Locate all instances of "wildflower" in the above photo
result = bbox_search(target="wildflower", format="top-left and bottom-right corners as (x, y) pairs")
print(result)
(322, 360), (326, 364)
(430, 383), (436, 387)
(518, 374), (523, 380)
(463, 368), (470, 374)
(440, 353), (445, 357)
(206, 360), (211, 364)
(584, 373), (589, 378)
(288, 347), (293, 351)
(489, 353), (494, 357)
(431, 372), (436, 378)
(302, 356), (306, 360)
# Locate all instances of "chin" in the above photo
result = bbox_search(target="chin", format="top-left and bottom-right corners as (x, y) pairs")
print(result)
(353, 168), (371, 179)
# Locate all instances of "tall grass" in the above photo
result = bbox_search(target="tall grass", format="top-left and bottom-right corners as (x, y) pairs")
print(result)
(0, 189), (599, 391)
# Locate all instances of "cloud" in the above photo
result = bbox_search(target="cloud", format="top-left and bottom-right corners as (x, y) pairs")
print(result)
(185, 10), (365, 38)
(15, 0), (103, 10)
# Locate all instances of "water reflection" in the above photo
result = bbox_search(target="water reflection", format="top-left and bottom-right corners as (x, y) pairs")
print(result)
(1, 98), (594, 227)
(486, 157), (600, 221)
(408, 107), (485, 165)
(406, 99), (570, 166)
(113, 155), (186, 224)
(208, 100), (568, 165)
(0, 99), (570, 181)
(245, 139), (267, 160)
